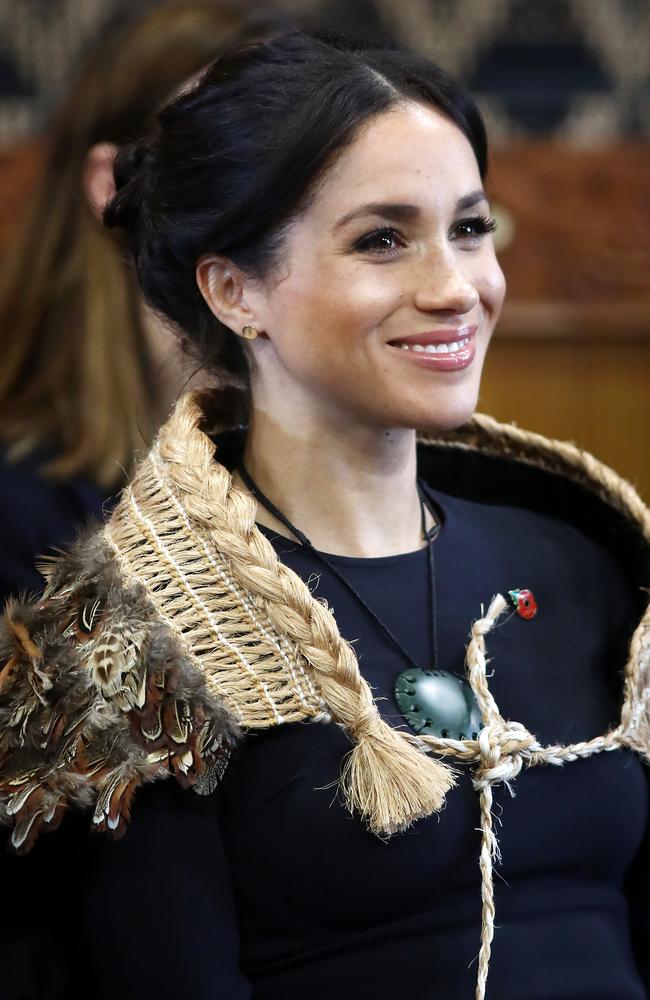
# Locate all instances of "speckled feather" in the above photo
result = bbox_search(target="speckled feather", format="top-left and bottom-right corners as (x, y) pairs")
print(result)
(0, 530), (239, 853)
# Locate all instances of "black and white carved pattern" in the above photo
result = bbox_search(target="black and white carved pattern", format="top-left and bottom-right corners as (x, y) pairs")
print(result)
(0, 0), (647, 146)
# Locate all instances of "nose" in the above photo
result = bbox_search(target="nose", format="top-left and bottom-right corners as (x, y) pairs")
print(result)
(413, 251), (479, 315)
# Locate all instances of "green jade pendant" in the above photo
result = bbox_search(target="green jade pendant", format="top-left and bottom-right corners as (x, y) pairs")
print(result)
(394, 668), (482, 739)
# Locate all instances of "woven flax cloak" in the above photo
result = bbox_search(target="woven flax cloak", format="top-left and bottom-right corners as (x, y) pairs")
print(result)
(0, 389), (649, 997)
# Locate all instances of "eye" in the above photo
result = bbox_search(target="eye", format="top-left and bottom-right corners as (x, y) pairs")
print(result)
(352, 226), (406, 257)
(452, 214), (497, 242)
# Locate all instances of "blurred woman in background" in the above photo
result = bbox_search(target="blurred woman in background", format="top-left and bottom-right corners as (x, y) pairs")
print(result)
(0, 7), (284, 999)
(0, 1), (273, 599)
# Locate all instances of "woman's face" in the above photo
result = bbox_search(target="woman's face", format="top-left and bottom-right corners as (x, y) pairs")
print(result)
(231, 101), (506, 433)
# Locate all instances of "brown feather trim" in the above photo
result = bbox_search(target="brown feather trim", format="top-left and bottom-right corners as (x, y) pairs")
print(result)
(0, 530), (240, 853)
(6, 616), (43, 660)
(0, 655), (19, 695)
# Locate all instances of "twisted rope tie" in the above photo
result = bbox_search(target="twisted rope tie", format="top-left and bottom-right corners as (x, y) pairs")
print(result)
(473, 720), (535, 793)
(408, 594), (629, 1000)
(464, 596), (539, 1000)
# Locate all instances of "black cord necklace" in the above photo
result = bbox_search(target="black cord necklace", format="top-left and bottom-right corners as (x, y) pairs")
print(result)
(237, 464), (481, 740)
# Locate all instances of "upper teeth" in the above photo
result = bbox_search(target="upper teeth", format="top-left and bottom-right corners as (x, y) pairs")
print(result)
(400, 338), (469, 354)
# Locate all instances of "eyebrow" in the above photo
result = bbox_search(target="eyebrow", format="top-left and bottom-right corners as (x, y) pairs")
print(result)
(332, 189), (489, 231)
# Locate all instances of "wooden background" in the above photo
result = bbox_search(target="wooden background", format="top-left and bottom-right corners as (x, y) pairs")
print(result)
(482, 142), (649, 499)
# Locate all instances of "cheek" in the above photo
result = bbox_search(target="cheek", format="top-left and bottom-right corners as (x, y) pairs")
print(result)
(273, 260), (403, 347)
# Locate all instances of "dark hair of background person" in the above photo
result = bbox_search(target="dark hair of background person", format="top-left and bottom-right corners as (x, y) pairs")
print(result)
(0, 1), (278, 489)
(104, 27), (489, 429)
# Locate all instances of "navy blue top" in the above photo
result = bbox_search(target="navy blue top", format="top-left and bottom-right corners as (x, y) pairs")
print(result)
(1, 453), (648, 999)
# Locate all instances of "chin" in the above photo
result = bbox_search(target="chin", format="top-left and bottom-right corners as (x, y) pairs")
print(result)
(417, 409), (475, 435)
(400, 385), (481, 435)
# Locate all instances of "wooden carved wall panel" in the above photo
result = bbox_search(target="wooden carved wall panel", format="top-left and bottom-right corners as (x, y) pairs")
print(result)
(483, 144), (649, 497)
(489, 144), (650, 338)
(481, 338), (649, 500)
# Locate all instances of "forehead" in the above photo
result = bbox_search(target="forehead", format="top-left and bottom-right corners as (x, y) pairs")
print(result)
(312, 102), (482, 216)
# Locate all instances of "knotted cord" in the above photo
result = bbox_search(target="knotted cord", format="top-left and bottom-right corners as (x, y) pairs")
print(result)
(408, 595), (627, 999)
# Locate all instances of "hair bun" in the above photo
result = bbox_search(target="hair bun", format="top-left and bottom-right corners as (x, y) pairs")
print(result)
(104, 141), (156, 237)
(113, 142), (156, 189)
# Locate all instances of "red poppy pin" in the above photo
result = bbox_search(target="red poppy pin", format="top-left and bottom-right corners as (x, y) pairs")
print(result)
(508, 588), (538, 620)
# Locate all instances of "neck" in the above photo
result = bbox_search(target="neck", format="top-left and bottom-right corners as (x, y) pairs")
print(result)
(232, 402), (432, 558)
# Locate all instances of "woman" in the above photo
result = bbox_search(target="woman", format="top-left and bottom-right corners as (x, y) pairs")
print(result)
(0, 1), (271, 601)
(1, 28), (648, 1000)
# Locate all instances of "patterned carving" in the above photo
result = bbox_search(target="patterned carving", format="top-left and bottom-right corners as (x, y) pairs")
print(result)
(0, 0), (647, 145)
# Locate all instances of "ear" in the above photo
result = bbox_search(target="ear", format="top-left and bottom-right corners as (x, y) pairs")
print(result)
(196, 255), (261, 337)
(83, 142), (118, 219)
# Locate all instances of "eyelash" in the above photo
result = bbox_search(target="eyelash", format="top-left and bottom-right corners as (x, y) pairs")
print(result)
(353, 214), (498, 256)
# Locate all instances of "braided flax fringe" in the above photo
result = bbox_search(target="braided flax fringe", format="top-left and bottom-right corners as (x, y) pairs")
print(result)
(106, 393), (455, 835)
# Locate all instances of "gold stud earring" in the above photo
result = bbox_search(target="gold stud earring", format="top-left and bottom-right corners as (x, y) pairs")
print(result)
(241, 325), (259, 340)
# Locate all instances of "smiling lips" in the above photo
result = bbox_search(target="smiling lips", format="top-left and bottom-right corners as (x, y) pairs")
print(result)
(388, 325), (477, 371)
